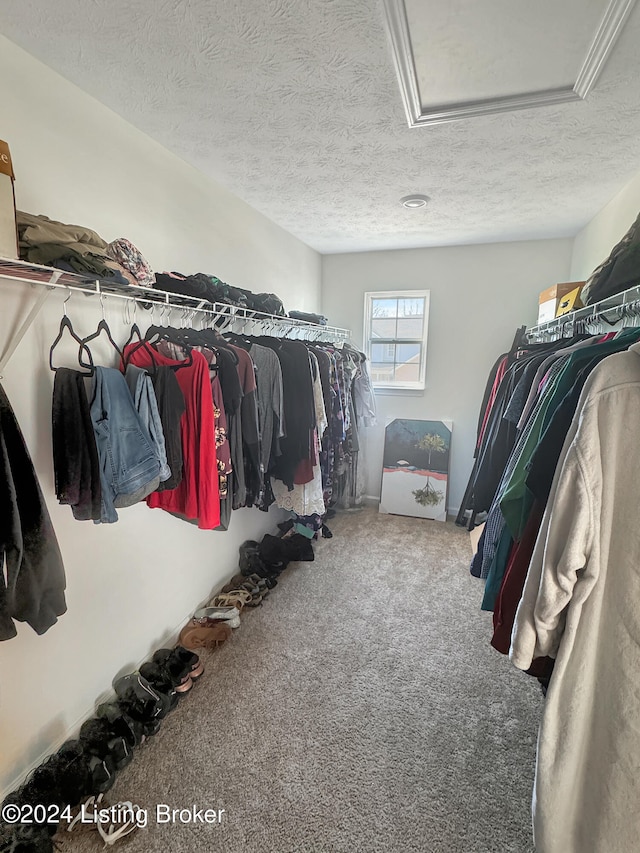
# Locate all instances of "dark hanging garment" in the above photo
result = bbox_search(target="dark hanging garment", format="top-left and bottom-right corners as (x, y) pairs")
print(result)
(149, 366), (186, 492)
(52, 367), (102, 521)
(259, 339), (316, 489)
(229, 344), (261, 507)
(0, 384), (66, 640)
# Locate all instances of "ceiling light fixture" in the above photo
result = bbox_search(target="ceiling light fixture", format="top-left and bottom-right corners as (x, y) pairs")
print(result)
(400, 194), (430, 209)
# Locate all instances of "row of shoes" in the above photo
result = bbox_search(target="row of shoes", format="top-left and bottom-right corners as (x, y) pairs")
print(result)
(177, 532), (317, 650)
(0, 646), (203, 853)
(1, 527), (322, 852)
(178, 573), (273, 649)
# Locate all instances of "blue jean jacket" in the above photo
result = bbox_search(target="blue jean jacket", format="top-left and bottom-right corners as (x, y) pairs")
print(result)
(124, 365), (171, 483)
(89, 367), (160, 523)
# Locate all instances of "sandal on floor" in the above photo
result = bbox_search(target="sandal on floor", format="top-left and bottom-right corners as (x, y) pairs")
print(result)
(96, 801), (141, 847)
(209, 590), (253, 611)
(220, 573), (247, 594)
(66, 793), (106, 834)
(240, 575), (269, 605)
(243, 573), (270, 593)
(193, 606), (241, 629)
(178, 621), (232, 650)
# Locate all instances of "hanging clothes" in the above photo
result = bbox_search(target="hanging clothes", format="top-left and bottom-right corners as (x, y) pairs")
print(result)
(258, 338), (316, 489)
(123, 343), (220, 530)
(228, 344), (260, 509)
(89, 366), (161, 523)
(247, 342), (285, 509)
(52, 367), (102, 521)
(212, 373), (232, 500)
(148, 366), (186, 492)
(0, 384), (66, 640)
(352, 351), (377, 429)
(124, 364), (172, 485)
(509, 341), (640, 853)
(271, 350), (327, 516)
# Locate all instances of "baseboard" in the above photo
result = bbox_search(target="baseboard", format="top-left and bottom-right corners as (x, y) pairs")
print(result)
(365, 496), (461, 520)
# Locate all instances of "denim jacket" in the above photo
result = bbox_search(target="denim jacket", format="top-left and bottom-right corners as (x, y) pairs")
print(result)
(124, 364), (171, 483)
(89, 367), (160, 523)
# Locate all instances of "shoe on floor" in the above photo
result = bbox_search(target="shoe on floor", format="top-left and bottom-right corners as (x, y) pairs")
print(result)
(193, 606), (241, 629)
(179, 621), (232, 650)
(209, 589), (253, 611)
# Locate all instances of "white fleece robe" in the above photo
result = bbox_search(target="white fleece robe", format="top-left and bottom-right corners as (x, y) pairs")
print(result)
(510, 341), (640, 853)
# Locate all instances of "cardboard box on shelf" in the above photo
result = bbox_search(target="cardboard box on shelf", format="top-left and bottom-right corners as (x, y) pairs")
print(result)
(537, 281), (584, 324)
(0, 140), (17, 260)
(556, 284), (584, 317)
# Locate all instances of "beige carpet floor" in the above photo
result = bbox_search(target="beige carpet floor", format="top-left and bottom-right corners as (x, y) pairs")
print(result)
(58, 508), (540, 853)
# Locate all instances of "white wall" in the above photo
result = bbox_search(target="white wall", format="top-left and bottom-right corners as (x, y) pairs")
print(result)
(0, 35), (320, 797)
(322, 239), (573, 512)
(571, 168), (640, 281)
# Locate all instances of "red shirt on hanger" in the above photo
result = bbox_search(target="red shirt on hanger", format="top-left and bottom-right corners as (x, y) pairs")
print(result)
(122, 343), (220, 530)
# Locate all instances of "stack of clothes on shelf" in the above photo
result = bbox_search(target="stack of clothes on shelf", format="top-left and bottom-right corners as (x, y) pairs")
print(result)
(16, 211), (338, 323)
(154, 271), (285, 315)
(288, 310), (328, 325)
(17, 211), (154, 287)
(461, 325), (640, 853)
(53, 325), (376, 531)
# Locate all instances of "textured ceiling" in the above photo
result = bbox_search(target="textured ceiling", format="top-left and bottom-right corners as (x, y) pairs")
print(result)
(2, 0), (640, 253)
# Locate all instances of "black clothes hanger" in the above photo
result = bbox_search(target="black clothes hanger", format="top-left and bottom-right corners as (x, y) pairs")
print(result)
(123, 322), (144, 350)
(224, 330), (256, 350)
(81, 318), (123, 360)
(124, 327), (194, 370)
(199, 328), (239, 362)
(49, 315), (95, 374)
(175, 326), (210, 348)
(122, 339), (159, 371)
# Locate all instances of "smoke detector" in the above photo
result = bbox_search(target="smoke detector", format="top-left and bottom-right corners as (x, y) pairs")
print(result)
(400, 194), (430, 209)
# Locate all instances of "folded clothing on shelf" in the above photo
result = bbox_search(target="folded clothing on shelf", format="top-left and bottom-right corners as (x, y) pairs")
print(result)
(17, 210), (109, 256)
(24, 243), (130, 284)
(154, 271), (286, 315)
(107, 237), (155, 288)
(288, 310), (328, 325)
(16, 211), (150, 287)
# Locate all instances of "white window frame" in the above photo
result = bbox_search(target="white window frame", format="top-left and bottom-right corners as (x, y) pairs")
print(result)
(364, 289), (430, 391)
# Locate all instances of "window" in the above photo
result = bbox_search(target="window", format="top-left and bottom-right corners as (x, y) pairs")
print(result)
(364, 290), (430, 390)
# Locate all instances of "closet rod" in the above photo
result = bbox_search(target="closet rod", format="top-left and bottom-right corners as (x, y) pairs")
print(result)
(526, 281), (640, 342)
(0, 257), (351, 358)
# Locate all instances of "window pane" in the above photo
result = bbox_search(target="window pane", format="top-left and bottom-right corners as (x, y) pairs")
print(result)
(396, 343), (421, 364)
(371, 298), (398, 318)
(398, 297), (424, 318)
(371, 343), (396, 363)
(370, 363), (395, 383)
(366, 290), (429, 388)
(371, 317), (397, 339)
(396, 317), (423, 339)
(394, 362), (420, 382)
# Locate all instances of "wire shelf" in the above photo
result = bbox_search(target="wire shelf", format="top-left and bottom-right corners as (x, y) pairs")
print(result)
(526, 282), (640, 342)
(0, 257), (350, 342)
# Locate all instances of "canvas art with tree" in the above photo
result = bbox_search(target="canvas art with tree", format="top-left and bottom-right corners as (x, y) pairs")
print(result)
(379, 419), (452, 521)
